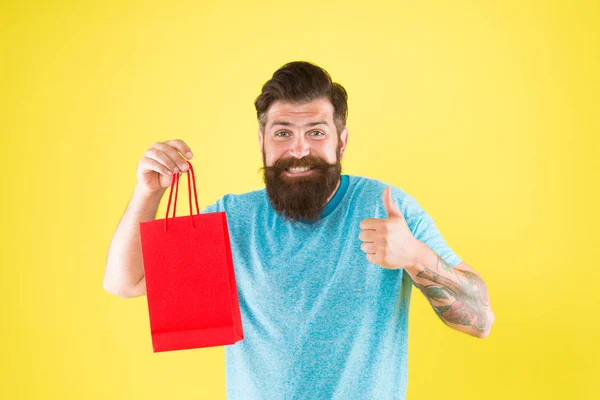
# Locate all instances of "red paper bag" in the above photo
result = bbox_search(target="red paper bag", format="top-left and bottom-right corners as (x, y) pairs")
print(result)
(139, 160), (243, 352)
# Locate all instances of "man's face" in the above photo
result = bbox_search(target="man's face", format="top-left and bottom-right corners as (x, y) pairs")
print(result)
(258, 98), (348, 223)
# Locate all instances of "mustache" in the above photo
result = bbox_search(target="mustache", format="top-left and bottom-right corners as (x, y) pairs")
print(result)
(259, 155), (336, 172)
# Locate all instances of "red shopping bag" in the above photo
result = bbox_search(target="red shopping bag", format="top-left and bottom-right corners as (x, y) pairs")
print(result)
(139, 160), (244, 352)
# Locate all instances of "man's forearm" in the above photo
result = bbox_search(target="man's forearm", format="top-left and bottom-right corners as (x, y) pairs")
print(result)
(103, 184), (166, 297)
(405, 241), (495, 338)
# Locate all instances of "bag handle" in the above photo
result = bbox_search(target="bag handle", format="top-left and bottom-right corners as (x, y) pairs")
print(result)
(164, 160), (200, 232)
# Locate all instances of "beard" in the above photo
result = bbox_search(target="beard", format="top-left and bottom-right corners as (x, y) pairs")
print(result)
(260, 143), (342, 223)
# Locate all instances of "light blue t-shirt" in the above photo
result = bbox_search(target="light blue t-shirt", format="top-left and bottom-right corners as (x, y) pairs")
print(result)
(202, 174), (462, 400)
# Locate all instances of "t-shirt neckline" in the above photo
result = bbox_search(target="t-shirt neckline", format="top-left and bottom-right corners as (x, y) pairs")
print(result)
(296, 174), (350, 226)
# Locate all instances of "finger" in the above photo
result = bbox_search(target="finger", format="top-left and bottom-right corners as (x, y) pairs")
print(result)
(140, 157), (173, 177)
(150, 142), (190, 172)
(383, 187), (402, 219)
(164, 139), (194, 159)
(360, 242), (377, 254)
(145, 148), (180, 173)
(358, 230), (377, 242)
(359, 218), (383, 230)
(366, 253), (379, 265)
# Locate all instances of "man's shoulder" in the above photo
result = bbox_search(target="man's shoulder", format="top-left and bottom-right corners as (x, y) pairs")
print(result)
(347, 174), (410, 200)
(347, 174), (432, 226)
(220, 187), (268, 210)
(202, 186), (267, 214)
(225, 187), (266, 200)
(347, 174), (428, 221)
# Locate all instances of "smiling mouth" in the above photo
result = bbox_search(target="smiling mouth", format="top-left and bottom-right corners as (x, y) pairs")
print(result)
(285, 167), (314, 176)
(286, 166), (312, 173)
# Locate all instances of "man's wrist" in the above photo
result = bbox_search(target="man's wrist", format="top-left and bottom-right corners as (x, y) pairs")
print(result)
(406, 239), (431, 276)
(134, 183), (167, 200)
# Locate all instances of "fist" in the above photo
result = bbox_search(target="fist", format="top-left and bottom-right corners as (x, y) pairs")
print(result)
(136, 139), (194, 195)
(359, 187), (419, 270)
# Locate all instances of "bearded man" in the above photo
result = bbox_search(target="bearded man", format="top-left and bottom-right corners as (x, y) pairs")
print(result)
(104, 61), (495, 400)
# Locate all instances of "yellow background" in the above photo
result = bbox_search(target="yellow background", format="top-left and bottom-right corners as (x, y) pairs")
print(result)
(2, 0), (598, 399)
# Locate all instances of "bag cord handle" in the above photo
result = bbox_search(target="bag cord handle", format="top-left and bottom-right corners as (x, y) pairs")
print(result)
(164, 160), (200, 232)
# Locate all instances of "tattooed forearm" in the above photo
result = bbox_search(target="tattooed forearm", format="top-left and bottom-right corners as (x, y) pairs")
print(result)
(411, 255), (492, 336)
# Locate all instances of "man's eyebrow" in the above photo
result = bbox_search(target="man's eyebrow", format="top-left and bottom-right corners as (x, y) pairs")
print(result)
(269, 121), (329, 129)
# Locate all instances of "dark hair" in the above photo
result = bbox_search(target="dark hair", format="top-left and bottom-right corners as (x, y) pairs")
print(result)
(254, 61), (348, 136)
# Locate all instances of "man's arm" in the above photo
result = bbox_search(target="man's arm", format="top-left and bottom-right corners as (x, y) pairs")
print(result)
(103, 184), (166, 298)
(104, 139), (194, 298)
(405, 241), (495, 338)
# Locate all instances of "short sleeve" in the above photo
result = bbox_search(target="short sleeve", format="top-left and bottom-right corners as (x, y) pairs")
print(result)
(401, 194), (462, 268)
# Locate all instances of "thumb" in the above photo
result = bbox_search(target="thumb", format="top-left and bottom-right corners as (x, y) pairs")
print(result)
(383, 187), (402, 219)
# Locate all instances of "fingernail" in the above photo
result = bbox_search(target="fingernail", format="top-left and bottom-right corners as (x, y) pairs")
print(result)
(186, 152), (193, 158)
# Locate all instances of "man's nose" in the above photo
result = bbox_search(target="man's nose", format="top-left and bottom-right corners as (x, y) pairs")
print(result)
(289, 135), (310, 158)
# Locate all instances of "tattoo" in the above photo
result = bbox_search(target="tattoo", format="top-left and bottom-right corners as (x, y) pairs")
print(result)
(413, 256), (492, 335)
(436, 255), (454, 274)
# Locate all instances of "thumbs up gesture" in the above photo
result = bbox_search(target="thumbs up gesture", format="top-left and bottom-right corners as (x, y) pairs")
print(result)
(359, 187), (420, 270)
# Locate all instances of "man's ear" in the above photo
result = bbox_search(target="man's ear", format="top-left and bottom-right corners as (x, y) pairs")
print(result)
(339, 127), (349, 159)
(258, 127), (263, 153)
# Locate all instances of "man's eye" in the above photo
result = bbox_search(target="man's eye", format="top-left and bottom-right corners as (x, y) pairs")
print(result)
(310, 131), (324, 136)
(275, 131), (289, 137)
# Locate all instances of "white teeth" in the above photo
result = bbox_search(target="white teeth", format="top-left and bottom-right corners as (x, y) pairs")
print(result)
(288, 167), (311, 173)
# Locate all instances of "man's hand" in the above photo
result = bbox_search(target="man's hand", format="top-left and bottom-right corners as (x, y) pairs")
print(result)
(136, 139), (194, 196)
(359, 187), (420, 270)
